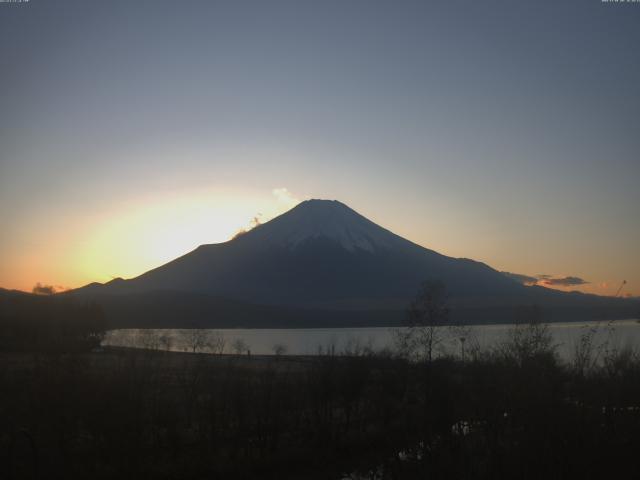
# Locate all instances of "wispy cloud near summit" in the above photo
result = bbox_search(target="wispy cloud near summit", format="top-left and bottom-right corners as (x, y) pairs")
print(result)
(272, 188), (301, 209)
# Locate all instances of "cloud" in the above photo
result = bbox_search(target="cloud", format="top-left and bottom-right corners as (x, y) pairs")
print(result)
(502, 272), (590, 288)
(272, 187), (300, 208)
(501, 272), (538, 285)
(32, 283), (67, 295)
(231, 229), (248, 240)
(541, 276), (589, 287)
(232, 215), (262, 240)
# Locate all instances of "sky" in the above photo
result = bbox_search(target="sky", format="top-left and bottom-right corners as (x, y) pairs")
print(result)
(1, 0), (638, 297)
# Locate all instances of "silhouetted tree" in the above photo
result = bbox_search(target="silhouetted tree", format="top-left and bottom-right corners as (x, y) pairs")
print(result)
(183, 328), (210, 353)
(499, 305), (555, 365)
(138, 329), (161, 351)
(397, 281), (450, 362)
(210, 331), (226, 354)
(232, 338), (248, 355)
(272, 343), (287, 356)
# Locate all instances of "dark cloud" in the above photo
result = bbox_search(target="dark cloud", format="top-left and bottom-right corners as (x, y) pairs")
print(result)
(501, 272), (538, 285)
(502, 272), (590, 288)
(32, 283), (66, 295)
(542, 276), (589, 287)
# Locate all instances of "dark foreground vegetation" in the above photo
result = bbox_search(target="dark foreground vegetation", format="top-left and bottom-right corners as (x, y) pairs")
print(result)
(2, 336), (640, 479)
(2, 287), (640, 479)
(0, 290), (105, 352)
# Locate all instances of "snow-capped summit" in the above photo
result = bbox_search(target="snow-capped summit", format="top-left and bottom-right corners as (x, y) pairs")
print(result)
(240, 199), (406, 252)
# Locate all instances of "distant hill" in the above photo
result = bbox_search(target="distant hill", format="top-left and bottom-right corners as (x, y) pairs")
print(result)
(68, 200), (639, 327)
(0, 288), (106, 351)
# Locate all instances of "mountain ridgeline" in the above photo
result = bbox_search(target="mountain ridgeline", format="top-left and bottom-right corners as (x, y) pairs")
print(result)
(70, 200), (638, 328)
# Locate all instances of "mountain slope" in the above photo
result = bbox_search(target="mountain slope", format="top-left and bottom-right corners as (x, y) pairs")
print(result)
(76, 200), (523, 307)
(70, 199), (639, 326)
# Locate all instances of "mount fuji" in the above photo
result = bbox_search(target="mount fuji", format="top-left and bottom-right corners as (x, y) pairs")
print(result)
(70, 199), (637, 327)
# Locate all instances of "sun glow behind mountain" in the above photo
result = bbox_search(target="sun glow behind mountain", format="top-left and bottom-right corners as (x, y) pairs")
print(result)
(3, 189), (301, 292)
(75, 189), (301, 284)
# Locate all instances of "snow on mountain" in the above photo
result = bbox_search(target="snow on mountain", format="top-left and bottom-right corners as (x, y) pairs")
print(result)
(239, 199), (407, 253)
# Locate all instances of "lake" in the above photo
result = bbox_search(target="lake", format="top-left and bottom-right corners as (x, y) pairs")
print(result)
(103, 319), (640, 360)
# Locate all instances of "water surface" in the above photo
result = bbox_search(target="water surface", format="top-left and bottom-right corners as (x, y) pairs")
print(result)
(103, 319), (640, 360)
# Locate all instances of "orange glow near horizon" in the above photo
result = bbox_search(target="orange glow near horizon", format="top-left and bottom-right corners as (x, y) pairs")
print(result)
(1, 188), (301, 292)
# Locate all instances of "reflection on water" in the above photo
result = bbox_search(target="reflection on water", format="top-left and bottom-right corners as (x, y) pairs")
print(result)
(103, 319), (640, 360)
